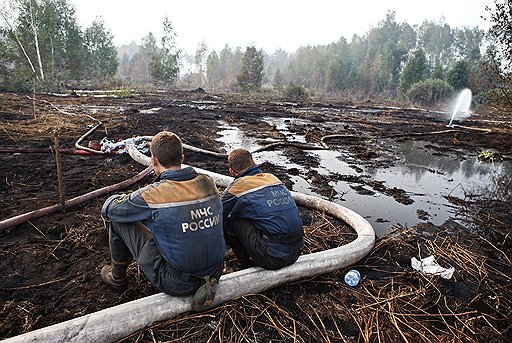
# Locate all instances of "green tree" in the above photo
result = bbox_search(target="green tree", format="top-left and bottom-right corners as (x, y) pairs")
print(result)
(273, 68), (284, 90)
(264, 49), (289, 89)
(432, 64), (444, 80)
(137, 33), (158, 82)
(84, 17), (118, 81)
(348, 34), (369, 91)
(118, 52), (130, 79)
(0, 6), (38, 85)
(453, 27), (484, 63)
(62, 17), (87, 82)
(150, 16), (180, 85)
(206, 50), (219, 91)
(37, 0), (86, 82)
(486, 0), (511, 70)
(324, 38), (351, 91)
(398, 49), (430, 96)
(287, 46), (319, 89)
(447, 60), (469, 90)
(483, 0), (512, 113)
(238, 46), (264, 92)
(364, 11), (416, 94)
(418, 18), (454, 70)
(218, 45), (242, 91)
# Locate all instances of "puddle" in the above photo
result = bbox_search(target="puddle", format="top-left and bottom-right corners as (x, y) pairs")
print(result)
(216, 120), (511, 236)
(140, 107), (162, 114)
(177, 101), (220, 111)
(216, 122), (262, 152)
(262, 117), (307, 143)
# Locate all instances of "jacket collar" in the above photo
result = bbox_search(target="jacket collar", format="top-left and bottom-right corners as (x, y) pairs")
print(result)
(235, 164), (262, 179)
(153, 166), (197, 183)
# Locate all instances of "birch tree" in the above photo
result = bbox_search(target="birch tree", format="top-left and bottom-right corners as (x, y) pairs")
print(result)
(26, 0), (44, 80)
(0, 0), (88, 86)
(195, 40), (208, 87)
(0, 1), (38, 79)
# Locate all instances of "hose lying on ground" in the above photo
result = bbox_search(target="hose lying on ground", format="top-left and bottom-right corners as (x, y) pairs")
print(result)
(2, 146), (375, 343)
(0, 148), (97, 155)
(0, 165), (153, 232)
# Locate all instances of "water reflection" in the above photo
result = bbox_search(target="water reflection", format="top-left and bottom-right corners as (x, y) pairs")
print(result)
(369, 139), (511, 189)
(216, 120), (511, 236)
(262, 117), (307, 143)
(216, 122), (261, 152)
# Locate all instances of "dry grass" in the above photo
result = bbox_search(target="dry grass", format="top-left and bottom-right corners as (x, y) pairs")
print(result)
(116, 216), (511, 343)
(0, 93), (121, 143)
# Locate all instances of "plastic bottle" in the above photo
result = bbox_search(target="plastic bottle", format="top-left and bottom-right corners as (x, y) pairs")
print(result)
(344, 269), (361, 287)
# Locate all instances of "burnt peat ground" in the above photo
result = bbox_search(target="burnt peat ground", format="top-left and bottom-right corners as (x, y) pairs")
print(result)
(0, 91), (510, 342)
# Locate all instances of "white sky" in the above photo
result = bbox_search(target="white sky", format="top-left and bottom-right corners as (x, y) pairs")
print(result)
(69, 0), (493, 54)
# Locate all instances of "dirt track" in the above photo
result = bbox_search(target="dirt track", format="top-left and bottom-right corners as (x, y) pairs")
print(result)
(0, 90), (511, 342)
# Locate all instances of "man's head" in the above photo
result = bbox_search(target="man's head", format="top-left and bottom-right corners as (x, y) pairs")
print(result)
(150, 131), (184, 173)
(228, 148), (254, 176)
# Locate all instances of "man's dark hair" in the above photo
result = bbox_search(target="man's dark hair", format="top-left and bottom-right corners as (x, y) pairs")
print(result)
(228, 148), (253, 173)
(150, 131), (183, 167)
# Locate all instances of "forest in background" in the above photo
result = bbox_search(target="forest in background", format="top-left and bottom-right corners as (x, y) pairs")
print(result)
(1, 0), (511, 111)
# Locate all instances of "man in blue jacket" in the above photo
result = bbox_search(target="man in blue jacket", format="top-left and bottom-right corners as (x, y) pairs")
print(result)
(100, 131), (225, 296)
(222, 148), (304, 270)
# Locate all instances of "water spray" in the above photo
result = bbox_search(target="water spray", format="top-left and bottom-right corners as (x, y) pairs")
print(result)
(447, 88), (472, 127)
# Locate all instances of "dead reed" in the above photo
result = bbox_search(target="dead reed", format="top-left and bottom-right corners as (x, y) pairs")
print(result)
(118, 212), (511, 343)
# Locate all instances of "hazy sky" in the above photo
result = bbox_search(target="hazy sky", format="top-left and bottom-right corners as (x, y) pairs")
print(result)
(69, 0), (493, 54)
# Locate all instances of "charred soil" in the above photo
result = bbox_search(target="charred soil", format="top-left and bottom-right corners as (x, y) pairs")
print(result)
(0, 91), (511, 342)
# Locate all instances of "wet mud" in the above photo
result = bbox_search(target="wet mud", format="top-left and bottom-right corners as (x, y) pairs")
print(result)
(0, 91), (510, 341)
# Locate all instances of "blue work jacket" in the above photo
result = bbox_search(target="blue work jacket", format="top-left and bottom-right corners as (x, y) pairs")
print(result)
(221, 164), (303, 237)
(102, 167), (225, 277)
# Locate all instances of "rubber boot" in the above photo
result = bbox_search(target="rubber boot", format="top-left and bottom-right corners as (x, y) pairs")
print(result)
(100, 259), (130, 291)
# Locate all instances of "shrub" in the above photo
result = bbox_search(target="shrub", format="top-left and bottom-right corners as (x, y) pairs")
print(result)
(473, 90), (494, 106)
(284, 83), (309, 101)
(406, 79), (454, 106)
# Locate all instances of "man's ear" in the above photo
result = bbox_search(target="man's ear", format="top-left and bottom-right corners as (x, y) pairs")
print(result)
(181, 154), (184, 164)
(229, 167), (237, 176)
(151, 155), (159, 166)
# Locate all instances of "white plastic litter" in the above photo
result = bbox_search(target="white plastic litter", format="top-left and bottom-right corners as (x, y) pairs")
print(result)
(411, 255), (455, 279)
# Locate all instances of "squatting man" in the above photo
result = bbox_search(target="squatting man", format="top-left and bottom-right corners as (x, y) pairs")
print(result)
(222, 148), (304, 270)
(100, 131), (225, 298)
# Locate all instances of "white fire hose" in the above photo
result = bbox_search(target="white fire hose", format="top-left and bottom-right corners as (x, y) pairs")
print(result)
(4, 147), (375, 343)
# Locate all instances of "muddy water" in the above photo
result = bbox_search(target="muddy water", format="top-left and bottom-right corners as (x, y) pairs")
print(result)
(216, 120), (511, 236)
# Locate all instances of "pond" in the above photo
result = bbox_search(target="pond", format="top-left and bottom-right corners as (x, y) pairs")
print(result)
(216, 119), (511, 236)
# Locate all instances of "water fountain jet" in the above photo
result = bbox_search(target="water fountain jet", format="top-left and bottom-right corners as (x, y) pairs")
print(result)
(447, 88), (472, 127)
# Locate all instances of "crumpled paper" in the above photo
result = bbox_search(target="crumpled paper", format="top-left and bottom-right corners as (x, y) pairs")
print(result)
(411, 255), (455, 279)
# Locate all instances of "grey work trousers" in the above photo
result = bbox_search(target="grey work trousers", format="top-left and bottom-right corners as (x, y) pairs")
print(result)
(108, 221), (203, 296)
